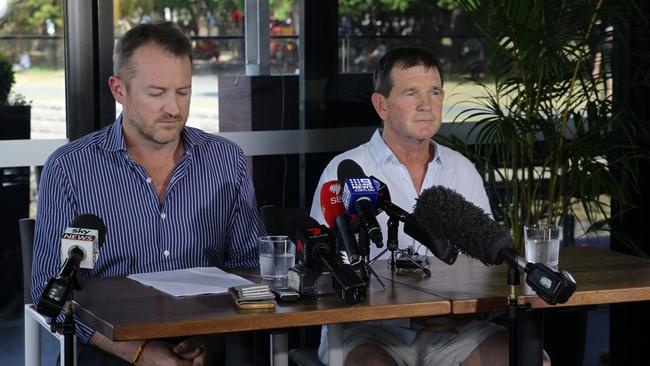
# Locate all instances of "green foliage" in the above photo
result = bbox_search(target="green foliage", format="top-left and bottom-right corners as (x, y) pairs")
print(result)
(340, 0), (416, 14)
(437, 0), (650, 253)
(436, 0), (463, 11)
(0, 0), (63, 34)
(270, 0), (296, 19)
(0, 55), (15, 105)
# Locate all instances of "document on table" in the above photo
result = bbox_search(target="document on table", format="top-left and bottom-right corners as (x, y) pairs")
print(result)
(127, 267), (254, 297)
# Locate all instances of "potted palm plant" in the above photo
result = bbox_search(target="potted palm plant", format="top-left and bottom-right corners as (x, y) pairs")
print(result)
(436, 1), (650, 364)
(438, 0), (648, 254)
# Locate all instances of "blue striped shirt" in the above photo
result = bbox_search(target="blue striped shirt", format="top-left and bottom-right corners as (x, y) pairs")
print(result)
(31, 116), (266, 343)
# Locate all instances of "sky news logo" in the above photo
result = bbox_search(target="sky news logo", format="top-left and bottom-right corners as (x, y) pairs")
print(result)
(62, 233), (96, 241)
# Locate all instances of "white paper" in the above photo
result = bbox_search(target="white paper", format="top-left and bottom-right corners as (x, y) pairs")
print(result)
(127, 267), (254, 297)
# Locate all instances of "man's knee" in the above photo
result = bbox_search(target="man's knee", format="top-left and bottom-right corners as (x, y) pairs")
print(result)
(344, 344), (397, 366)
(460, 330), (508, 366)
(460, 330), (552, 366)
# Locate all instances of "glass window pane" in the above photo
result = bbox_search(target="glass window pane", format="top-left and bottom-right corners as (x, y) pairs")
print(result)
(1, 0), (66, 140)
(338, 2), (487, 122)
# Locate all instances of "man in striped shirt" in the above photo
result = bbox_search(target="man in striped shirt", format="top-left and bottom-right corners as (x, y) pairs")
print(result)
(31, 22), (266, 365)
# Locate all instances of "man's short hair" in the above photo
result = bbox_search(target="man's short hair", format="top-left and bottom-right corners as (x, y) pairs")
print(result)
(373, 47), (444, 96)
(113, 22), (192, 79)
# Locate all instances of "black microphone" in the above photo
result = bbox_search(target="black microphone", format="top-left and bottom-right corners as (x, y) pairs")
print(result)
(337, 159), (383, 248)
(334, 214), (361, 262)
(38, 214), (107, 318)
(413, 186), (576, 305)
(292, 216), (366, 305)
(370, 176), (458, 265)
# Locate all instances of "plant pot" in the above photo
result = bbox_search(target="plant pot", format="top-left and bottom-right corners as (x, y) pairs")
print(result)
(0, 105), (30, 313)
(0, 105), (31, 140)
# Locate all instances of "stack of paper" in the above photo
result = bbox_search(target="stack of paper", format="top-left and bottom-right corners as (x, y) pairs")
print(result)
(127, 267), (254, 297)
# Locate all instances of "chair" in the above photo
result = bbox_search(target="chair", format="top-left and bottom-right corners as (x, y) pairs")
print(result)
(20, 218), (70, 366)
(259, 205), (325, 366)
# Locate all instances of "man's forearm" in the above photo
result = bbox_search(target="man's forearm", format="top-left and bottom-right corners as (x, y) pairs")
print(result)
(89, 331), (143, 363)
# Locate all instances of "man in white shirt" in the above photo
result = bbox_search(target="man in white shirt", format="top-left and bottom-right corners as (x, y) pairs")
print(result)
(310, 47), (522, 366)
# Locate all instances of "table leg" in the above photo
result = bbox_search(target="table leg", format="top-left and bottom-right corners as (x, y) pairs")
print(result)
(271, 331), (288, 366)
(328, 323), (344, 365)
(24, 305), (41, 366)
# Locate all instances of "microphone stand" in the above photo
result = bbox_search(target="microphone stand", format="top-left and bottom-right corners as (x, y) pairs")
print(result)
(506, 263), (544, 366)
(369, 216), (431, 276)
(507, 264), (521, 366)
(49, 273), (80, 366)
(355, 220), (385, 289)
(38, 258), (83, 366)
(59, 291), (76, 366)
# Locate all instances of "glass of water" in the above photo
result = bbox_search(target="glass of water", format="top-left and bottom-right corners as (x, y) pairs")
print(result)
(524, 224), (561, 268)
(258, 236), (295, 279)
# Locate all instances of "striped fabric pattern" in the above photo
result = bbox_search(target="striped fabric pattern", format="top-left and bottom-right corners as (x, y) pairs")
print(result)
(31, 116), (266, 343)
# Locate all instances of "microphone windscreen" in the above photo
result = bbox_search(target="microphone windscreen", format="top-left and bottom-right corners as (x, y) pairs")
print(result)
(320, 180), (346, 228)
(413, 186), (510, 265)
(337, 159), (366, 184)
(70, 214), (106, 247)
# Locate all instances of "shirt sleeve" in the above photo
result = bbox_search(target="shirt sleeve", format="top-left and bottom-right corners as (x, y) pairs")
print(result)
(223, 150), (266, 269)
(31, 157), (96, 343)
(467, 166), (493, 218)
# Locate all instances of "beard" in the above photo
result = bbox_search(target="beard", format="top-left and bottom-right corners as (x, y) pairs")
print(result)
(126, 113), (185, 146)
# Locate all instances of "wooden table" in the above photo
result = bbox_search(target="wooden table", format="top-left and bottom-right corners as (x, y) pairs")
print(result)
(380, 246), (650, 365)
(73, 272), (449, 341)
(73, 247), (650, 365)
(72, 266), (450, 365)
(381, 247), (650, 312)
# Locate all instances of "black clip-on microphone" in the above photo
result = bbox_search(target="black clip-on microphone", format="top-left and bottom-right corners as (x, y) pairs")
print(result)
(37, 214), (106, 366)
(350, 214), (386, 288)
(368, 213), (432, 276)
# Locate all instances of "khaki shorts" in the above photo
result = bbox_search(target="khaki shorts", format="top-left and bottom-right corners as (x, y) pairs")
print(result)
(318, 320), (504, 366)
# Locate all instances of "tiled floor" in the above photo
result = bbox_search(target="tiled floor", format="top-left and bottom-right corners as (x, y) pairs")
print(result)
(0, 302), (60, 366)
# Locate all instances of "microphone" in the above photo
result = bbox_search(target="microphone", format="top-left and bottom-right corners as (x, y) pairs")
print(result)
(319, 180), (361, 262)
(319, 180), (346, 228)
(413, 186), (576, 305)
(38, 214), (106, 318)
(337, 159), (383, 247)
(370, 176), (458, 265)
(60, 214), (106, 274)
(334, 214), (361, 262)
(291, 216), (366, 305)
(292, 216), (338, 273)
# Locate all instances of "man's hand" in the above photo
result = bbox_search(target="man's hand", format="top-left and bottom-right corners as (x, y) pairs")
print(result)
(173, 334), (224, 366)
(90, 332), (192, 366)
(137, 340), (193, 366)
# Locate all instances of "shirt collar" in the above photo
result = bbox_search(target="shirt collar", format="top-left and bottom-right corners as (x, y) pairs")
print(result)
(99, 114), (204, 153)
(369, 128), (443, 166)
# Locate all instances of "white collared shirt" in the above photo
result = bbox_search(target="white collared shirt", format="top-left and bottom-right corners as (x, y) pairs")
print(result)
(310, 129), (492, 260)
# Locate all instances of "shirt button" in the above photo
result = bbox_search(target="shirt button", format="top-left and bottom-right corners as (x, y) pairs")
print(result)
(161, 213), (167, 219)
(163, 250), (170, 257)
(146, 177), (152, 183)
